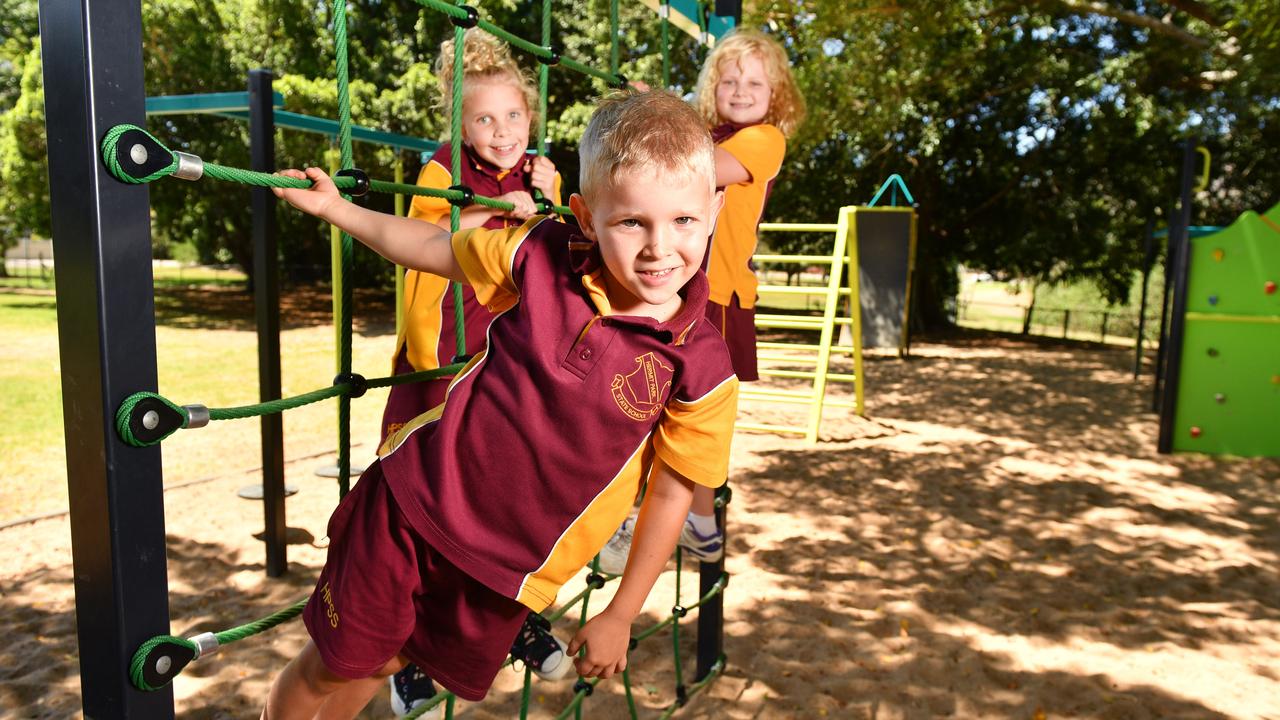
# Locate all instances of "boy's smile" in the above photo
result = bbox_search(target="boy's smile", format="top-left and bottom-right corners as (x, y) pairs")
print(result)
(715, 54), (771, 126)
(461, 78), (531, 170)
(570, 168), (724, 322)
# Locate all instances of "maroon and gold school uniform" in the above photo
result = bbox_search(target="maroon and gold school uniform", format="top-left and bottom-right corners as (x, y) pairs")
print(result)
(703, 122), (786, 382)
(381, 142), (563, 441)
(304, 216), (739, 700)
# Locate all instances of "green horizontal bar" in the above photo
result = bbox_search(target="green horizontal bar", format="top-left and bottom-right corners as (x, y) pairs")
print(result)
(1185, 312), (1280, 324)
(216, 110), (440, 153)
(145, 91), (284, 115)
(758, 223), (838, 232)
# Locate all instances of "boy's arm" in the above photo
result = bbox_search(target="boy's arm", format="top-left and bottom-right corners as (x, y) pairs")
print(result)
(568, 458), (695, 679)
(274, 167), (465, 282)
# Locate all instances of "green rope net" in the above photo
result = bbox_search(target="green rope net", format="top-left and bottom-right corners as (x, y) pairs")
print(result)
(110, 0), (731, 715)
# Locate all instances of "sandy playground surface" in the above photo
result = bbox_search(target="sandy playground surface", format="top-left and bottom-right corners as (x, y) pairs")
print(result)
(2, 332), (1278, 719)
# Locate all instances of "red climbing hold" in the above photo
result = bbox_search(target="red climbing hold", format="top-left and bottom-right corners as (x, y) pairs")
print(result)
(1265, 281), (1277, 295)
(1190, 426), (1202, 438)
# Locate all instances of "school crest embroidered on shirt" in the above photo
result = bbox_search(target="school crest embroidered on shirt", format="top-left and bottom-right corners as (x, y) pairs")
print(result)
(611, 352), (674, 421)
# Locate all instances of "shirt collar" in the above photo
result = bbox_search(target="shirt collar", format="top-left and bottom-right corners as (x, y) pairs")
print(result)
(568, 235), (708, 346)
(460, 142), (524, 182)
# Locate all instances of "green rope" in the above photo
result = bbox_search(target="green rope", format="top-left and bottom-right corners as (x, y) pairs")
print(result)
(129, 599), (307, 691)
(449, 13), (467, 363)
(660, 0), (670, 88)
(100, 125), (574, 214)
(114, 364), (463, 447)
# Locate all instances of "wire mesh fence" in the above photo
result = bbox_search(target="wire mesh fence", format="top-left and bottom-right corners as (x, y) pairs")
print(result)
(957, 298), (1163, 347)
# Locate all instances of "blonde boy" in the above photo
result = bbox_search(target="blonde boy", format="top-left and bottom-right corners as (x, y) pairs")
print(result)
(261, 90), (739, 719)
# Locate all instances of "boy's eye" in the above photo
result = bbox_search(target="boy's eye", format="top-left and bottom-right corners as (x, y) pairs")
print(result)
(674, 216), (695, 225)
(619, 218), (641, 228)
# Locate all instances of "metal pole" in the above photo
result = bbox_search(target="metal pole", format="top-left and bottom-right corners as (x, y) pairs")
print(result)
(695, 490), (727, 681)
(1153, 204), (1177, 411)
(250, 68), (288, 577)
(38, 0), (174, 715)
(1157, 141), (1198, 453)
(1134, 219), (1155, 379)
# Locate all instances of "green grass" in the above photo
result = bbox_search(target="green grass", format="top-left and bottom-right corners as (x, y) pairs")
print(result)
(0, 281), (395, 524)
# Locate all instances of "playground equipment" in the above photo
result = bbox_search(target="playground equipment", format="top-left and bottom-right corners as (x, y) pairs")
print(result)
(1155, 141), (1280, 457)
(40, 0), (740, 717)
(742, 176), (917, 443)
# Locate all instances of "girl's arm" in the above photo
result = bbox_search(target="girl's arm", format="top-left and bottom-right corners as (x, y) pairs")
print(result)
(567, 458), (696, 679)
(715, 146), (752, 186)
(274, 167), (465, 282)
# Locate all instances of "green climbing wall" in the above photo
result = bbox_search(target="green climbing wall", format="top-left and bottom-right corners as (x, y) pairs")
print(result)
(1172, 202), (1280, 456)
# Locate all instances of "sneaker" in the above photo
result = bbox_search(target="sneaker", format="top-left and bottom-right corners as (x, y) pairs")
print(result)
(678, 520), (724, 563)
(389, 664), (437, 717)
(510, 613), (571, 680)
(596, 514), (636, 575)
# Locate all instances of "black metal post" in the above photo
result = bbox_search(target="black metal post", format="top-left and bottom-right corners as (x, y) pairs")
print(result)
(1134, 219), (1155, 379)
(1157, 141), (1198, 453)
(1153, 204), (1178, 411)
(250, 68), (288, 576)
(38, 0), (174, 716)
(695, 489), (728, 681)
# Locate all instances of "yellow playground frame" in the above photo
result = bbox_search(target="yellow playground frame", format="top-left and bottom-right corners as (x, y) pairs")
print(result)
(740, 205), (918, 444)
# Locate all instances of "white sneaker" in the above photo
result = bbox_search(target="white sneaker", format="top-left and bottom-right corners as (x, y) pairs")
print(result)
(678, 520), (724, 563)
(596, 514), (636, 575)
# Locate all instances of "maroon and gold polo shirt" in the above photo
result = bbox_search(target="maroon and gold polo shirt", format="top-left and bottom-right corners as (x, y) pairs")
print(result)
(398, 142), (564, 372)
(378, 217), (739, 612)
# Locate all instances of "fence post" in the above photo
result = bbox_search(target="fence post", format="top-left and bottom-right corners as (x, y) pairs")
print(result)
(1100, 312), (1109, 343)
(1062, 309), (1070, 338)
(1021, 306), (1032, 334)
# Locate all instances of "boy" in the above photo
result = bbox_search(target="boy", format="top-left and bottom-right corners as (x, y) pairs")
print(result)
(262, 89), (738, 719)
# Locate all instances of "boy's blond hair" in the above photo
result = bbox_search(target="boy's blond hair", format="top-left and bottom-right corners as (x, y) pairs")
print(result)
(436, 28), (539, 129)
(693, 28), (806, 138)
(578, 90), (716, 203)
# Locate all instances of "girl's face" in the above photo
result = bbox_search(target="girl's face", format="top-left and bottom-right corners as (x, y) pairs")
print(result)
(714, 53), (772, 126)
(460, 78), (531, 170)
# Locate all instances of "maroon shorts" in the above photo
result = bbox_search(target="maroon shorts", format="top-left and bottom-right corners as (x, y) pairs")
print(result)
(303, 461), (527, 701)
(704, 295), (759, 381)
(380, 347), (452, 442)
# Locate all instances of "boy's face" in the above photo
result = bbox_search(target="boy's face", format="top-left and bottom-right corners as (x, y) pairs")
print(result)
(570, 167), (723, 322)
(715, 53), (771, 126)
(461, 78), (531, 170)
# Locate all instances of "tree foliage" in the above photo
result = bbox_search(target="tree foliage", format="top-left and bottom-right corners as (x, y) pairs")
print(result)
(1, 0), (1277, 317)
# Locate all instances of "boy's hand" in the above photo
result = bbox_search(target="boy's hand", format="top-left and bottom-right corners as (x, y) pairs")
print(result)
(498, 190), (539, 220)
(524, 155), (558, 200)
(272, 167), (343, 219)
(567, 608), (631, 679)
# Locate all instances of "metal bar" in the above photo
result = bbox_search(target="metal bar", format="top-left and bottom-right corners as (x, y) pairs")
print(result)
(1157, 141), (1198, 453)
(753, 253), (848, 263)
(38, 0), (174, 715)
(250, 69), (288, 577)
(215, 109), (440, 154)
(1135, 219), (1155, 379)
(145, 90), (283, 115)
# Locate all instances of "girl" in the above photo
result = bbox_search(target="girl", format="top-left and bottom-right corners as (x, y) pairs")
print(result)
(385, 28), (567, 716)
(598, 28), (805, 573)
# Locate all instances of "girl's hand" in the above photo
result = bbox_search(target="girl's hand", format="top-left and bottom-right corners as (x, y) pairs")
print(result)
(567, 609), (631, 679)
(524, 155), (558, 200)
(498, 190), (539, 220)
(272, 167), (343, 219)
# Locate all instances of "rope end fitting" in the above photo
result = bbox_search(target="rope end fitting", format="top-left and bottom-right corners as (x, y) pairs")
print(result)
(334, 372), (368, 399)
(102, 125), (177, 185)
(447, 185), (475, 208)
(129, 635), (196, 692)
(572, 678), (595, 697)
(450, 4), (479, 28)
(118, 392), (188, 447)
(173, 152), (204, 181)
(538, 45), (560, 66)
(335, 168), (370, 197)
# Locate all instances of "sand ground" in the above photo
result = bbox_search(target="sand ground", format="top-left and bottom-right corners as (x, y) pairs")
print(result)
(2, 333), (1278, 719)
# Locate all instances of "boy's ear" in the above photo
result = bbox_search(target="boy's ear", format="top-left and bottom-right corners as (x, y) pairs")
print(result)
(710, 189), (725, 226)
(569, 194), (596, 240)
